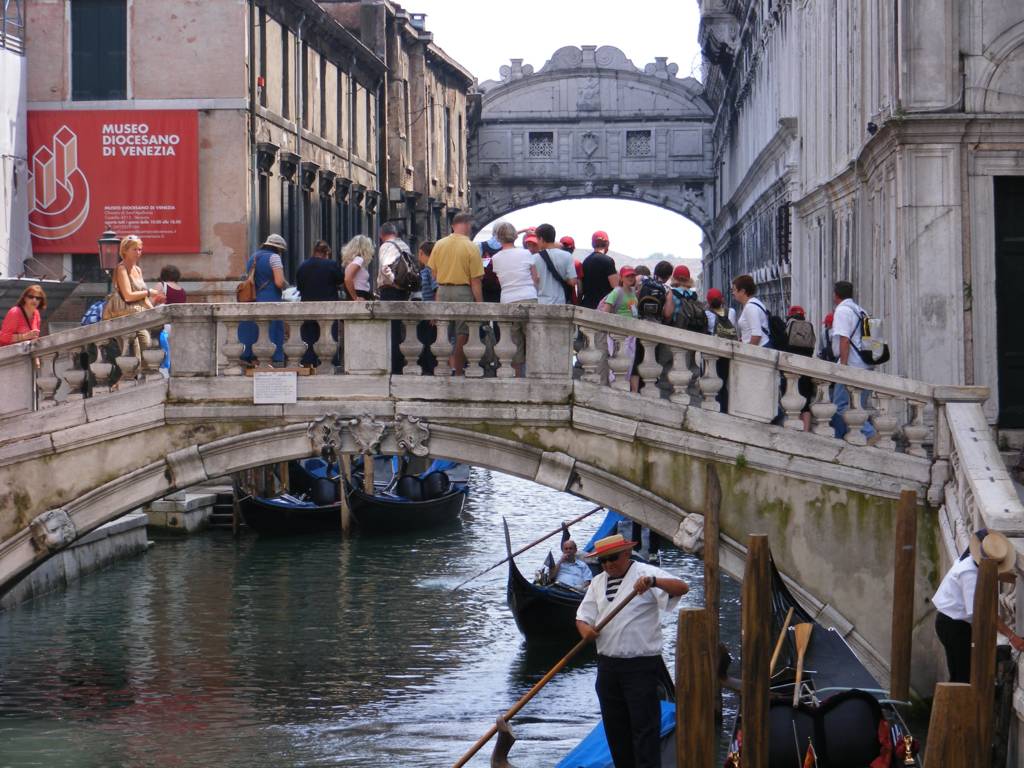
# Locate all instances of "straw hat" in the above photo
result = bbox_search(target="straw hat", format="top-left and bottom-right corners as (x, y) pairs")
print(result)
(968, 529), (1017, 574)
(583, 533), (637, 560)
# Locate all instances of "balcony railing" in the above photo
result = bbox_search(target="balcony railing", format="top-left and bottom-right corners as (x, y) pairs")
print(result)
(1, 0), (25, 54)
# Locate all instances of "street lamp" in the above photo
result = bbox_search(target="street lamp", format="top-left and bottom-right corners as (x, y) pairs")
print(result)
(97, 225), (120, 273)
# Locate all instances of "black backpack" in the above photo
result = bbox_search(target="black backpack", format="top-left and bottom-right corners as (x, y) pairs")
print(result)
(670, 287), (709, 333)
(748, 298), (787, 350)
(636, 277), (668, 321)
(390, 244), (422, 293)
(711, 311), (738, 341)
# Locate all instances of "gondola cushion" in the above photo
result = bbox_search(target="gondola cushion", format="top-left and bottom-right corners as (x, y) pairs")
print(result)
(420, 471), (451, 500)
(767, 690), (883, 768)
(395, 474), (425, 501)
(311, 477), (339, 506)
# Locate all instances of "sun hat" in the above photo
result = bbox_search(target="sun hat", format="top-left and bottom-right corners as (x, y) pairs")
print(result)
(706, 288), (724, 303)
(787, 305), (806, 318)
(968, 529), (1017, 574)
(263, 234), (287, 250)
(823, 312), (834, 328)
(619, 266), (636, 279)
(583, 533), (637, 560)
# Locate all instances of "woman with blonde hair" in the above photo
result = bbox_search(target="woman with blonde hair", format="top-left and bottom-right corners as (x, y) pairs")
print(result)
(106, 235), (165, 358)
(342, 235), (375, 300)
(0, 285), (46, 346)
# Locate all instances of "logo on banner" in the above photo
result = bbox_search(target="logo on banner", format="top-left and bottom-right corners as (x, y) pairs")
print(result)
(28, 125), (91, 241)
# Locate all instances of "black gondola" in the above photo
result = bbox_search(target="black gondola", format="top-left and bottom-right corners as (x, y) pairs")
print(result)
(725, 555), (920, 767)
(345, 473), (467, 534)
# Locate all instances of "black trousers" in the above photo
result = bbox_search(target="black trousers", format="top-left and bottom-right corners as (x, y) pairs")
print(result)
(379, 286), (410, 374)
(935, 611), (972, 683)
(596, 654), (662, 768)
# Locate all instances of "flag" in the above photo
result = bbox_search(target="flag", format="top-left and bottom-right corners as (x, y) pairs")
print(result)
(802, 738), (817, 768)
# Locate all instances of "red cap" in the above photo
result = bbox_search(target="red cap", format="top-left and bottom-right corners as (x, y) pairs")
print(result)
(592, 230), (609, 246)
(560, 236), (575, 249)
(706, 288), (724, 302)
(672, 265), (691, 281)
(619, 266), (636, 279)
(787, 305), (806, 318)
(823, 312), (834, 328)
(524, 233), (540, 245)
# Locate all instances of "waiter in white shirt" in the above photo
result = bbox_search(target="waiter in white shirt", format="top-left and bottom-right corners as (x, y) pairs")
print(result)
(932, 528), (1024, 683)
(576, 534), (689, 768)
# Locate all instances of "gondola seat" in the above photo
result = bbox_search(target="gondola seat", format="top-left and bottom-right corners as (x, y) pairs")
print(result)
(420, 471), (451, 500)
(395, 474), (425, 501)
(311, 477), (339, 506)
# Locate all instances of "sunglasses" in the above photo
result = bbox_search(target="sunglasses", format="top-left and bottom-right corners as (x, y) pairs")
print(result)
(597, 552), (624, 564)
(26, 295), (43, 300)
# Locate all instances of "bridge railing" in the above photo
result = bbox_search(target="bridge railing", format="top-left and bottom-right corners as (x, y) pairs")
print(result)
(0, 302), (988, 466)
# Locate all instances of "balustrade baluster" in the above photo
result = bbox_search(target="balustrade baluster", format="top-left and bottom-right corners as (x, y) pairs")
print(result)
(89, 350), (115, 393)
(576, 326), (606, 385)
(400, 319), (423, 376)
(841, 385), (871, 446)
(283, 320), (306, 367)
(636, 340), (662, 398)
(34, 352), (60, 407)
(114, 332), (141, 386)
(493, 320), (519, 378)
(462, 320), (487, 378)
(430, 324), (453, 378)
(871, 393), (899, 451)
(61, 348), (88, 400)
(251, 320), (276, 367)
(810, 380), (837, 436)
(222, 321), (247, 375)
(607, 334), (632, 392)
(696, 352), (722, 410)
(903, 401), (929, 458)
(780, 372), (805, 430)
(140, 331), (165, 380)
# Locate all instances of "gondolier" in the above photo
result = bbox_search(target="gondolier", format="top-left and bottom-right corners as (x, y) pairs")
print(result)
(575, 534), (688, 768)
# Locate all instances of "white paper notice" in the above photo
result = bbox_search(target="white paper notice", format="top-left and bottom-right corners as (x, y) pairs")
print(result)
(253, 371), (297, 404)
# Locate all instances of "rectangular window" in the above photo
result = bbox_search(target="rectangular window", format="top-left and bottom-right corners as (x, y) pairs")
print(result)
(350, 82), (358, 156)
(444, 106), (451, 179)
(319, 57), (327, 137)
(281, 29), (290, 119)
(625, 130), (653, 157)
(336, 69), (344, 148)
(257, 9), (267, 108)
(301, 43), (310, 130)
(528, 131), (554, 158)
(458, 114), (463, 190)
(71, 0), (127, 101)
(365, 87), (373, 160)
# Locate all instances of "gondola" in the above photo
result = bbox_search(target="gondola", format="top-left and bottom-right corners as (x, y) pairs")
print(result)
(725, 555), (920, 767)
(239, 457), (468, 536)
(504, 511), (661, 642)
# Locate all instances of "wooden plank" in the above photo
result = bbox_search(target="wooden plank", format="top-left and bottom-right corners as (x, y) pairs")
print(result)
(925, 683), (978, 768)
(675, 608), (715, 768)
(703, 464), (722, 715)
(741, 534), (771, 768)
(971, 557), (999, 767)
(889, 489), (917, 701)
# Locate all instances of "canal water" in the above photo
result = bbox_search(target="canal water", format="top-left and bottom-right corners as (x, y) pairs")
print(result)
(0, 468), (741, 767)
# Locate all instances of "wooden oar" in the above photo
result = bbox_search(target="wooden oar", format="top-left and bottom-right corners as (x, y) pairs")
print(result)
(451, 505), (605, 590)
(452, 587), (640, 767)
(791, 622), (813, 707)
(768, 607), (795, 677)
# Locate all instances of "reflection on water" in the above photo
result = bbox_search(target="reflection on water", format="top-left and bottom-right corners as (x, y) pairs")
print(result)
(0, 468), (741, 767)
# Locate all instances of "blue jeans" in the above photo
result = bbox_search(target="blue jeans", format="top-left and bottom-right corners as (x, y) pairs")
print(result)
(831, 383), (876, 439)
(159, 328), (171, 370)
(238, 320), (285, 364)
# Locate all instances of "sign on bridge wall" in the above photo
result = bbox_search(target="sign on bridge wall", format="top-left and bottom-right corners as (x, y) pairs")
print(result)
(27, 110), (199, 253)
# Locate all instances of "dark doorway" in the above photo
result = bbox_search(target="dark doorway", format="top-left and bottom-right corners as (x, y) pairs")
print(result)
(995, 177), (1024, 426)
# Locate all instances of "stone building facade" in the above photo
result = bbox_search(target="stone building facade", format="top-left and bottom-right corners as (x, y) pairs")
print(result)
(21, 0), (471, 311)
(699, 0), (1024, 429)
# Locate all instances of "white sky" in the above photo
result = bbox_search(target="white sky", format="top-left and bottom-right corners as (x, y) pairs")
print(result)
(404, 0), (705, 261)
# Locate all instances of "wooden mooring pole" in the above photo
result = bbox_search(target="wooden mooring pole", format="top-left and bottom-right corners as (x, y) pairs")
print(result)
(703, 464), (722, 718)
(925, 683), (978, 767)
(363, 453), (375, 495)
(741, 534), (771, 768)
(675, 607), (715, 768)
(971, 557), (999, 767)
(339, 454), (352, 536)
(889, 489), (917, 701)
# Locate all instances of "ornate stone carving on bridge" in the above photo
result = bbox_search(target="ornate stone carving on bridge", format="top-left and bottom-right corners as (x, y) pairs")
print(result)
(677, 514), (705, 555)
(29, 508), (76, 553)
(307, 414), (430, 457)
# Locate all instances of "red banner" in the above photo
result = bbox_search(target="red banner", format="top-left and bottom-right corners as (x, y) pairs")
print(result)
(27, 110), (200, 254)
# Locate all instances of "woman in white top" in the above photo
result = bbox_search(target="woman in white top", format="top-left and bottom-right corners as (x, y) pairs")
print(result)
(342, 235), (375, 300)
(488, 221), (539, 377)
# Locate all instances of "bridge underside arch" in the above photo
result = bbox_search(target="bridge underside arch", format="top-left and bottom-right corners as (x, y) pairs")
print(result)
(0, 415), (939, 690)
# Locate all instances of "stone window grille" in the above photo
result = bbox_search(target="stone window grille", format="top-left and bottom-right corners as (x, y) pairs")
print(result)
(626, 130), (653, 157)
(528, 132), (554, 158)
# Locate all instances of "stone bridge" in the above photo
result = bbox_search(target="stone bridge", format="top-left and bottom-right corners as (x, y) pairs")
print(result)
(0, 302), (1021, 706)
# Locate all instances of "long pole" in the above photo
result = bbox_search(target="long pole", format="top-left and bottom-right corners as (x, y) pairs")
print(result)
(452, 505), (605, 590)
(339, 453), (352, 535)
(889, 489), (917, 701)
(676, 607), (715, 768)
(703, 464), (722, 717)
(971, 557), (999, 767)
(451, 588), (640, 768)
(741, 534), (771, 768)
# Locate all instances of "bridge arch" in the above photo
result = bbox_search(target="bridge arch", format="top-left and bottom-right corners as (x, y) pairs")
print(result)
(468, 45), (715, 236)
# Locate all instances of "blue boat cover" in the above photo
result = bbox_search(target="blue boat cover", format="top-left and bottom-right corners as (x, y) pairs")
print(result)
(555, 701), (675, 768)
(421, 458), (459, 477)
(582, 509), (628, 552)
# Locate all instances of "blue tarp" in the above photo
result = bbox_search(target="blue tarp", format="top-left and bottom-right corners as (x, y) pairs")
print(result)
(582, 509), (629, 552)
(554, 701), (675, 768)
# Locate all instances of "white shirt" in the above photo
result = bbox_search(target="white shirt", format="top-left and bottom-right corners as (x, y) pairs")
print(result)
(349, 256), (371, 294)
(738, 299), (770, 347)
(534, 247), (577, 305)
(491, 247), (538, 303)
(576, 562), (680, 657)
(377, 238), (411, 288)
(832, 298), (870, 369)
(554, 558), (592, 590)
(706, 307), (737, 335)
(932, 555), (977, 622)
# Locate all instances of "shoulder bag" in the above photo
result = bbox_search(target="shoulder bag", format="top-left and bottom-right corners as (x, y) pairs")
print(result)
(538, 249), (574, 304)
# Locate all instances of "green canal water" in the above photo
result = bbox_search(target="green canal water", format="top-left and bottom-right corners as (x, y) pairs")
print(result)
(0, 469), (741, 767)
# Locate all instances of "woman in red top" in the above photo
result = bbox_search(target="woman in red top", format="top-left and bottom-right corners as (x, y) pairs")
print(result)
(0, 286), (46, 346)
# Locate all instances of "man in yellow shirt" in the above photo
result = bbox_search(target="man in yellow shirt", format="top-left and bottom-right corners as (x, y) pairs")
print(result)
(427, 212), (484, 375)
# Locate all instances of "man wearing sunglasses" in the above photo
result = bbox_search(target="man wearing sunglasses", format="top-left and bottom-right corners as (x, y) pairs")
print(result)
(575, 534), (688, 767)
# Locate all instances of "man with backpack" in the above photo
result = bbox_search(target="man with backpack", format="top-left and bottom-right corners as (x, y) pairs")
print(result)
(785, 305), (817, 430)
(533, 224), (577, 306)
(703, 287), (737, 412)
(830, 281), (878, 443)
(377, 222), (418, 374)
